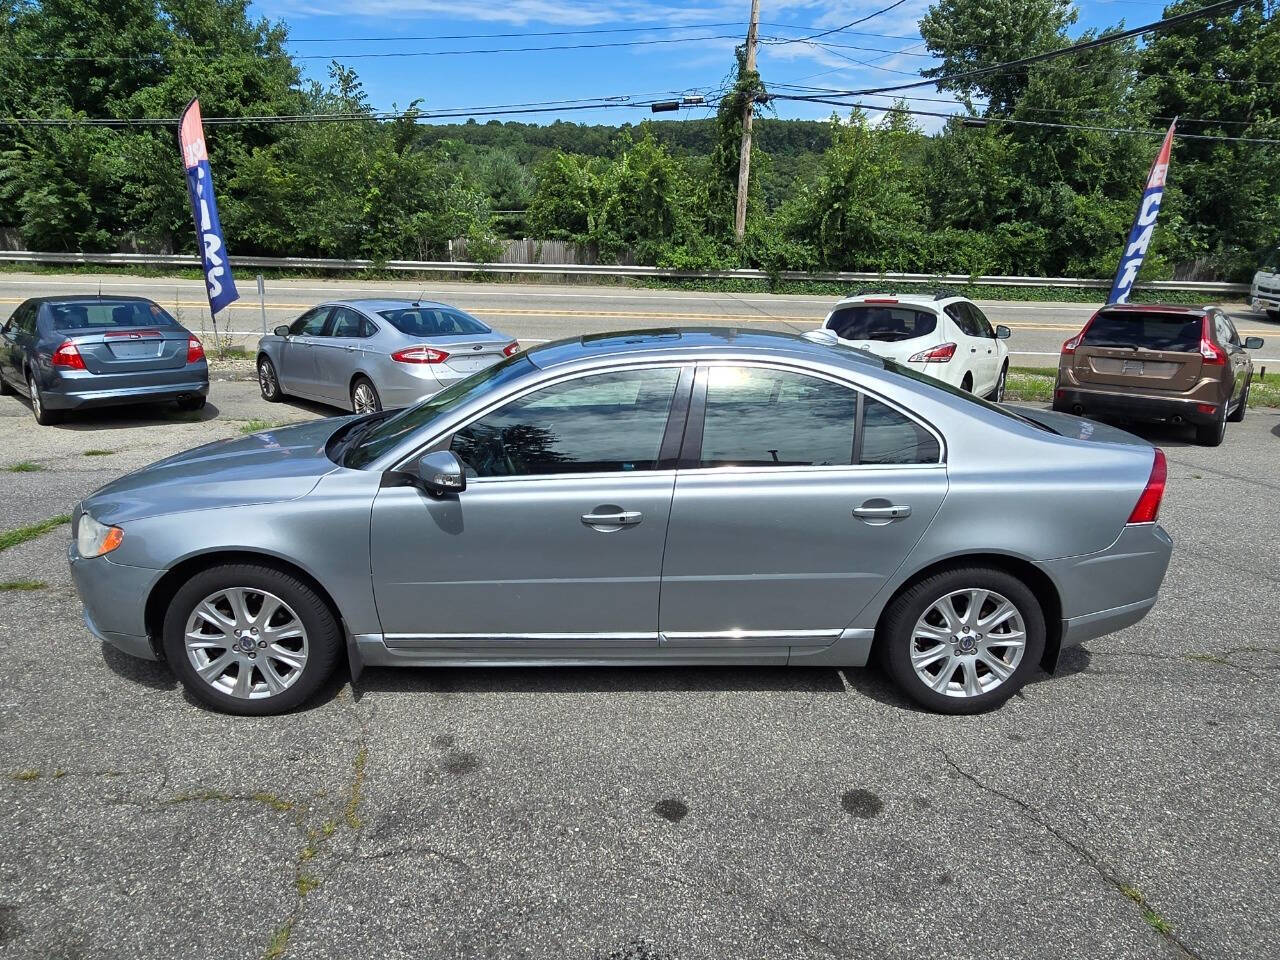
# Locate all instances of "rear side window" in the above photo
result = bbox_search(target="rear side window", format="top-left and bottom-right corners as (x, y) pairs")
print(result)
(1082, 311), (1203, 352)
(827, 305), (937, 343)
(861, 398), (941, 464)
(380, 308), (490, 338)
(48, 300), (176, 331)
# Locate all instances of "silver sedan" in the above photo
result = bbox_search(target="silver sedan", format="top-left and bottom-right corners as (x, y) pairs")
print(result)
(255, 298), (519, 413)
(68, 329), (1172, 715)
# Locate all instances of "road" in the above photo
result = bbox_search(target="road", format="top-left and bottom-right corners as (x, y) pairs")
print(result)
(3, 270), (1277, 367)
(0, 379), (1278, 959)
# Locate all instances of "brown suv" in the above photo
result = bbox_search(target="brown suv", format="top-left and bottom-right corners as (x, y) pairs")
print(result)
(1052, 304), (1263, 446)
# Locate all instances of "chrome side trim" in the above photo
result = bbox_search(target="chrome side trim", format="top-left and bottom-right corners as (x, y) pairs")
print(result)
(383, 631), (658, 648)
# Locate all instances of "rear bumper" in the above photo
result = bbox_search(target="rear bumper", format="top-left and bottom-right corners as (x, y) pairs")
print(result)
(42, 375), (209, 410)
(1053, 386), (1220, 426)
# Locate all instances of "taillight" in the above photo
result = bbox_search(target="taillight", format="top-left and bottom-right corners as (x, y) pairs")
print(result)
(1199, 316), (1226, 365)
(392, 346), (449, 364)
(51, 340), (85, 370)
(503, 341), (521, 357)
(863, 297), (898, 304)
(908, 342), (957, 363)
(1062, 312), (1097, 356)
(1127, 448), (1167, 524)
(186, 336), (205, 364)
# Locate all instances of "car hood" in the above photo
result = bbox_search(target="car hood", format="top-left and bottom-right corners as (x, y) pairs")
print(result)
(82, 417), (352, 524)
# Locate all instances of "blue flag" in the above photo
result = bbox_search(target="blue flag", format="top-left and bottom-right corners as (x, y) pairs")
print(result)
(1107, 119), (1176, 305)
(179, 99), (239, 316)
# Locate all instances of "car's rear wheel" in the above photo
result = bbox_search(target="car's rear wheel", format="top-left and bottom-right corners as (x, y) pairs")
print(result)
(961, 373), (973, 393)
(351, 376), (382, 414)
(879, 566), (1045, 714)
(27, 373), (62, 425)
(1196, 404), (1227, 446)
(258, 356), (283, 402)
(1227, 377), (1249, 423)
(176, 395), (206, 412)
(162, 563), (342, 715)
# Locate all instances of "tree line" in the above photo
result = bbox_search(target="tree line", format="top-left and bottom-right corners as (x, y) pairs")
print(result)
(0, 0), (1275, 281)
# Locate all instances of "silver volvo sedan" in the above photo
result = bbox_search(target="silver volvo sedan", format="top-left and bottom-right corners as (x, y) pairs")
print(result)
(68, 329), (1172, 716)
(255, 298), (519, 413)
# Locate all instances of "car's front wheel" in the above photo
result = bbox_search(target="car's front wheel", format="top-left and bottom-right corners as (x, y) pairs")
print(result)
(28, 373), (62, 425)
(162, 563), (342, 715)
(879, 566), (1045, 714)
(258, 356), (283, 402)
(988, 363), (1009, 403)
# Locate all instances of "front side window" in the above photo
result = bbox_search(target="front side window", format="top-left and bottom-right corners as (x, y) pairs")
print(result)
(968, 303), (996, 338)
(945, 303), (981, 338)
(47, 300), (177, 331)
(290, 308), (331, 337)
(826, 305), (938, 343)
(698, 367), (857, 468)
(451, 367), (681, 478)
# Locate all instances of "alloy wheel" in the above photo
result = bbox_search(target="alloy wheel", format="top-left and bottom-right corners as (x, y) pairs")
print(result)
(352, 381), (379, 414)
(258, 360), (277, 399)
(28, 377), (41, 418)
(910, 588), (1026, 698)
(183, 587), (310, 700)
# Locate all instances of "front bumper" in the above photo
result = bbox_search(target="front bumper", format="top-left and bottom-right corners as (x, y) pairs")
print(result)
(42, 376), (209, 411)
(1053, 386), (1220, 426)
(68, 542), (164, 660)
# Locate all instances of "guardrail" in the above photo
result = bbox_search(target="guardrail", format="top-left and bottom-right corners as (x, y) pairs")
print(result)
(0, 249), (1251, 295)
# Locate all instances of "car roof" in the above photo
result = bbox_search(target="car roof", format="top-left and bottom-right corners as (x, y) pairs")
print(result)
(525, 327), (886, 371)
(830, 293), (959, 310)
(25, 295), (155, 305)
(1095, 303), (1210, 316)
(330, 298), (456, 312)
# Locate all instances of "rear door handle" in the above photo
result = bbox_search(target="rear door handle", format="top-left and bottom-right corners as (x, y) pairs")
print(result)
(853, 504), (911, 520)
(345, 345), (356, 352)
(581, 511), (643, 527)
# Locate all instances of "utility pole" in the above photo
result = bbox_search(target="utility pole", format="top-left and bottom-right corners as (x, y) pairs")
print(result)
(734, 0), (761, 240)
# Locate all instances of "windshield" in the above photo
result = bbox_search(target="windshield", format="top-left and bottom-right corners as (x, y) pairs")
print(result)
(827, 305), (937, 343)
(48, 300), (177, 331)
(379, 307), (490, 338)
(881, 358), (1054, 434)
(1081, 311), (1202, 352)
(344, 354), (535, 469)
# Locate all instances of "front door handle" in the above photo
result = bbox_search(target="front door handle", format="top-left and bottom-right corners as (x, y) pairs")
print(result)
(581, 511), (643, 527)
(853, 504), (911, 520)
(345, 345), (357, 352)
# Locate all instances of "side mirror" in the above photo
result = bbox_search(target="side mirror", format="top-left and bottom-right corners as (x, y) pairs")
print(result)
(273, 325), (291, 337)
(995, 325), (1012, 340)
(1244, 336), (1264, 350)
(417, 451), (466, 496)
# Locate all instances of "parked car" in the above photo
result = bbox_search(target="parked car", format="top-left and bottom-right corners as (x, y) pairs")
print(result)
(1251, 247), (1279, 319)
(256, 299), (519, 413)
(820, 292), (1012, 399)
(0, 296), (208, 425)
(70, 329), (1171, 717)
(1052, 303), (1263, 446)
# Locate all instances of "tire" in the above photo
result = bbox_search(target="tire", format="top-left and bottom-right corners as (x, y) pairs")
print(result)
(28, 372), (62, 425)
(176, 395), (206, 412)
(1227, 377), (1249, 423)
(960, 373), (974, 393)
(162, 563), (342, 716)
(0, 372), (12, 396)
(878, 565), (1046, 715)
(987, 363), (1008, 403)
(1195, 405), (1227, 446)
(350, 376), (382, 415)
(258, 355), (283, 402)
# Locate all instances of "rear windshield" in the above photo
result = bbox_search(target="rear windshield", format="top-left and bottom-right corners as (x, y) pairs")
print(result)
(827, 305), (937, 343)
(1081, 311), (1203, 352)
(379, 307), (489, 338)
(47, 300), (176, 331)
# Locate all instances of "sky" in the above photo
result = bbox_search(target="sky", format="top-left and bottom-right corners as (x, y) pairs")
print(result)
(250, 0), (1174, 130)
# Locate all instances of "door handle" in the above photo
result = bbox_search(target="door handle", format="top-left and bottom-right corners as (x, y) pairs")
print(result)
(581, 511), (643, 527)
(853, 504), (911, 520)
(345, 345), (356, 352)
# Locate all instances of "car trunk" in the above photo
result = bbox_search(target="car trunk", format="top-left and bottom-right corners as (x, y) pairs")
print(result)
(429, 332), (512, 378)
(1072, 310), (1204, 392)
(71, 327), (190, 375)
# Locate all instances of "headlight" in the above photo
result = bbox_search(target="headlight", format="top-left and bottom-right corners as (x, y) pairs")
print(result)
(76, 514), (123, 558)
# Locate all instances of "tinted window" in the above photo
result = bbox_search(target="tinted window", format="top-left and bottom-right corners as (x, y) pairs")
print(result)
(881, 358), (1050, 435)
(451, 367), (680, 477)
(945, 303), (981, 337)
(290, 308), (330, 336)
(1213, 312), (1239, 348)
(361, 318), (379, 338)
(47, 300), (176, 331)
(329, 307), (365, 338)
(380, 307), (490, 338)
(1081, 310), (1203, 352)
(861, 398), (941, 464)
(827, 305), (937, 343)
(699, 367), (856, 468)
(968, 303), (996, 338)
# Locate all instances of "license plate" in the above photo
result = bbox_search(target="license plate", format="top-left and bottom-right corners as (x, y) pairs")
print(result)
(109, 341), (159, 359)
(447, 356), (493, 374)
(1122, 360), (1144, 375)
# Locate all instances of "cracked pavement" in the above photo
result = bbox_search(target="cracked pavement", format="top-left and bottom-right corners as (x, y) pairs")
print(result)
(1, 380), (1278, 959)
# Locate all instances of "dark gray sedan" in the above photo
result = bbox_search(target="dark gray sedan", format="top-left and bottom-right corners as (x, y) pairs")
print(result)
(0, 295), (208, 425)
(68, 329), (1172, 716)
(255, 299), (518, 414)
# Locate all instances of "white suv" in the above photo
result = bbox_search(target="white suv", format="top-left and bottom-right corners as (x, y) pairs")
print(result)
(1251, 249), (1279, 319)
(819, 293), (1012, 399)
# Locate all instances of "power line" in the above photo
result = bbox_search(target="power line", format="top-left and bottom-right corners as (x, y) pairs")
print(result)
(284, 22), (747, 42)
(762, 1), (913, 45)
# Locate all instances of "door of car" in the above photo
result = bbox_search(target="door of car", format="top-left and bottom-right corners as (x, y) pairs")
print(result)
(278, 307), (332, 397)
(0, 301), (34, 389)
(657, 363), (948, 654)
(952, 303), (998, 392)
(1213, 310), (1250, 405)
(311, 306), (369, 406)
(368, 364), (692, 652)
(967, 302), (1003, 389)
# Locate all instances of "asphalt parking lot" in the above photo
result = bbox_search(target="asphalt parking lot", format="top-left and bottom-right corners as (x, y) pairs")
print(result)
(1, 376), (1278, 960)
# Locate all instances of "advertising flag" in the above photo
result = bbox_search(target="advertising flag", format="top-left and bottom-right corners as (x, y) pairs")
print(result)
(179, 99), (239, 315)
(1107, 119), (1177, 305)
